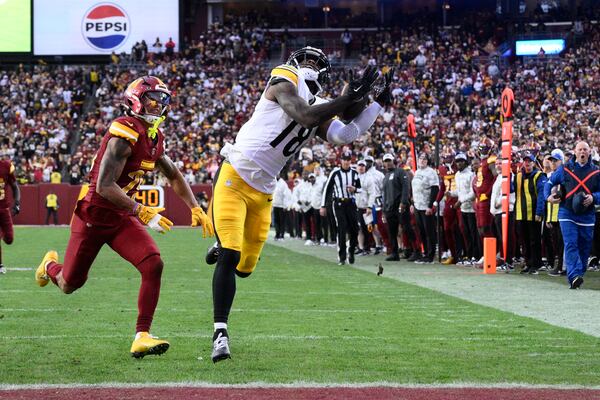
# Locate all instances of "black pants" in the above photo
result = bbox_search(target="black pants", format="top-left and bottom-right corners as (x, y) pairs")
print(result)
(273, 207), (285, 239)
(461, 212), (480, 259)
(285, 210), (295, 237)
(520, 220), (542, 270)
(400, 209), (416, 249)
(312, 208), (325, 242)
(544, 221), (564, 269)
(384, 211), (400, 256)
(327, 204), (337, 242)
(494, 212), (515, 262)
(302, 208), (314, 240)
(46, 207), (58, 225)
(415, 209), (436, 260)
(357, 208), (372, 251)
(332, 200), (359, 262)
(591, 212), (600, 258)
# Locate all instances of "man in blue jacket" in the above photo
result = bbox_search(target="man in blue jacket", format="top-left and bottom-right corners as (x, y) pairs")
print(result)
(545, 142), (600, 289)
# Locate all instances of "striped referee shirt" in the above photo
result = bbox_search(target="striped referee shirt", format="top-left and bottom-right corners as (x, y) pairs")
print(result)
(321, 167), (362, 207)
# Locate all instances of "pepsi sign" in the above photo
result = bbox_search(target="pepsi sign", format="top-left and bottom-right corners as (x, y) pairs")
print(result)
(81, 3), (130, 50)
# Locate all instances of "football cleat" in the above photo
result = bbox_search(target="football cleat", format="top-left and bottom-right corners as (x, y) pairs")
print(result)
(130, 332), (170, 359)
(36, 250), (58, 287)
(205, 242), (220, 265)
(0, 264), (6, 274)
(570, 276), (584, 290)
(212, 331), (231, 363)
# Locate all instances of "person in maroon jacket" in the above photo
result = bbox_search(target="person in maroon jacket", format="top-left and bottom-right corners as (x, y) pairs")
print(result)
(0, 156), (20, 274)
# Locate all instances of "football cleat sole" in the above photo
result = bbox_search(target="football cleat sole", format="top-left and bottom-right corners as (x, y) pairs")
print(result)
(205, 243), (220, 265)
(36, 250), (58, 287)
(131, 342), (170, 359)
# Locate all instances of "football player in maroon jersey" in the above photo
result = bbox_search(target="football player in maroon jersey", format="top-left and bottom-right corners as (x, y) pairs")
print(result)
(35, 76), (214, 358)
(0, 156), (20, 274)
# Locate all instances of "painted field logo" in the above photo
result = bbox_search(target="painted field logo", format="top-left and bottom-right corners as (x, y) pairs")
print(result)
(82, 3), (130, 51)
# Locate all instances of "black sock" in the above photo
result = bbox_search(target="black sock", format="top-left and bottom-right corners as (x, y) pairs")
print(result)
(212, 248), (240, 328)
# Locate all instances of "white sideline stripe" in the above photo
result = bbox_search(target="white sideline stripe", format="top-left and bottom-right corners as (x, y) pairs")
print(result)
(0, 333), (381, 341)
(0, 308), (391, 313)
(5, 267), (33, 271)
(2, 381), (600, 391)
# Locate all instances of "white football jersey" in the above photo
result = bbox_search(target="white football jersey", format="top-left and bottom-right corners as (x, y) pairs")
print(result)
(223, 64), (327, 194)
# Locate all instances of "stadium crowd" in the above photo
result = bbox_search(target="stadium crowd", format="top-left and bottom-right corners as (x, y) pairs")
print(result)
(2, 8), (600, 286)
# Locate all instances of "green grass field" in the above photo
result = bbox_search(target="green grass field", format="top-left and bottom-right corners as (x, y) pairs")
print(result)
(1, 227), (600, 386)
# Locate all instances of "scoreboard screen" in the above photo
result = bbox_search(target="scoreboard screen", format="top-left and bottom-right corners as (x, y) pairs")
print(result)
(0, 0), (31, 52)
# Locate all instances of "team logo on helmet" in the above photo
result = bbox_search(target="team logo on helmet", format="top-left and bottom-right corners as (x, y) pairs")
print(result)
(82, 3), (130, 51)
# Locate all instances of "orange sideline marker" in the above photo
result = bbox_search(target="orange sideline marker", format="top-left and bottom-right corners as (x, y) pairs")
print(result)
(483, 237), (496, 274)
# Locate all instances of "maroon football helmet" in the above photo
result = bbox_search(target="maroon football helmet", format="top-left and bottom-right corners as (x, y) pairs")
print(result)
(124, 76), (171, 123)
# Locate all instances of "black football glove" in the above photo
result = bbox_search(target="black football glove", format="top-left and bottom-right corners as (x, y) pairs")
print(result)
(12, 203), (20, 216)
(374, 67), (395, 107)
(347, 65), (380, 101)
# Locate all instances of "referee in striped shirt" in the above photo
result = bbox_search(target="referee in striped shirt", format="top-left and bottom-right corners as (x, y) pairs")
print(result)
(320, 151), (361, 265)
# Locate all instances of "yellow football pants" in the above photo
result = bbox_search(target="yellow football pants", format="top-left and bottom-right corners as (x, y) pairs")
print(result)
(210, 162), (272, 275)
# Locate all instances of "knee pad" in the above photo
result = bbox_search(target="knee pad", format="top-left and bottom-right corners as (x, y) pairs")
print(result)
(235, 269), (252, 278)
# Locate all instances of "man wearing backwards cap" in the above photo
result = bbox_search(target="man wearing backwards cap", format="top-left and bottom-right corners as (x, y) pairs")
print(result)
(545, 142), (600, 289)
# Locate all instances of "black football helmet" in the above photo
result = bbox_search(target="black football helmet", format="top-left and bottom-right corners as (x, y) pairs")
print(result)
(287, 46), (331, 94)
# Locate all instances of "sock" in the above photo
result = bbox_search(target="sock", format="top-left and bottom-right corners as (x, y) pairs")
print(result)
(134, 255), (164, 333)
(212, 248), (240, 327)
(214, 322), (227, 331)
(46, 262), (62, 285)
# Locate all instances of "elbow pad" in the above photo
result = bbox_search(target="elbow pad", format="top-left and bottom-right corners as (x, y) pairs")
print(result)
(326, 102), (382, 145)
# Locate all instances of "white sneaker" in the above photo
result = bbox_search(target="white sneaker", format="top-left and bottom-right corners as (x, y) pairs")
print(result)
(320, 238), (325, 245)
(304, 240), (313, 246)
(0, 265), (6, 274)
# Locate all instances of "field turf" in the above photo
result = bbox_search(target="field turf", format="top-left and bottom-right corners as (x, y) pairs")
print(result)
(1, 227), (600, 386)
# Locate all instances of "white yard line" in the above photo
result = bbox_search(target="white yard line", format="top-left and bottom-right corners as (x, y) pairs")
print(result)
(2, 381), (600, 391)
(268, 235), (600, 338)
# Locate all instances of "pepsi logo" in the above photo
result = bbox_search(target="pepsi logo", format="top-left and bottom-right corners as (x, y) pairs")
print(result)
(82, 3), (130, 51)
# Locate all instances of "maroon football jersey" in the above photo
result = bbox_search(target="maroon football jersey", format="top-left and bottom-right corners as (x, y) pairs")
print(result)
(0, 160), (16, 209)
(474, 155), (497, 203)
(76, 116), (164, 226)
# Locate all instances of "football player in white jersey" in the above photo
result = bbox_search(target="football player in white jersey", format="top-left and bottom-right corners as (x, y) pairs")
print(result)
(207, 46), (394, 362)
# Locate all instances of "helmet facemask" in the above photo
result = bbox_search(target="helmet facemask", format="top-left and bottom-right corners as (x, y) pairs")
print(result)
(287, 46), (330, 96)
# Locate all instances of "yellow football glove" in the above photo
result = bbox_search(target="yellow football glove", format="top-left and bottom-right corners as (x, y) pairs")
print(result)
(135, 204), (173, 234)
(191, 206), (214, 238)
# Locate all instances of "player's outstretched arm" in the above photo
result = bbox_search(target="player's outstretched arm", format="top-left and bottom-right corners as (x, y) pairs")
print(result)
(156, 154), (214, 237)
(316, 68), (394, 144)
(267, 65), (380, 129)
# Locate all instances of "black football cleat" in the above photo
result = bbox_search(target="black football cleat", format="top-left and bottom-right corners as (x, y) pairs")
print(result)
(205, 242), (220, 265)
(570, 276), (584, 289)
(211, 331), (231, 363)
